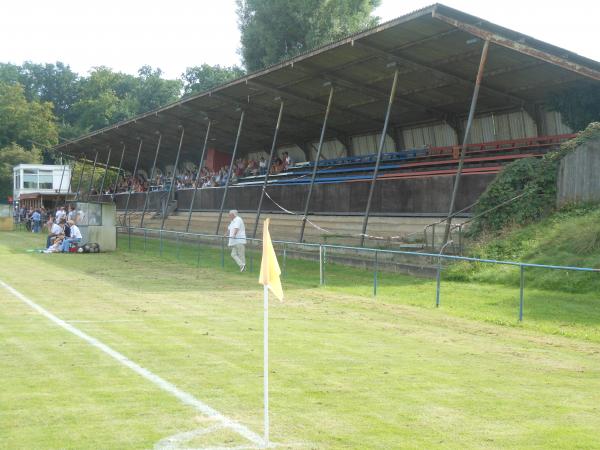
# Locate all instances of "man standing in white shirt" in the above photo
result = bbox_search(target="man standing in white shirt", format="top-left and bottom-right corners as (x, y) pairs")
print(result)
(55, 206), (66, 223)
(227, 209), (246, 272)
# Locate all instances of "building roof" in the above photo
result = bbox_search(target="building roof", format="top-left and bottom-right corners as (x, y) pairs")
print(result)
(53, 3), (600, 171)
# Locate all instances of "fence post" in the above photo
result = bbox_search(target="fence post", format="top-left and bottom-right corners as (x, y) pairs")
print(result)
(249, 246), (254, 272)
(221, 236), (225, 268)
(319, 245), (324, 286)
(519, 265), (525, 321)
(196, 238), (201, 268)
(435, 261), (442, 308)
(283, 243), (287, 279)
(373, 250), (378, 297)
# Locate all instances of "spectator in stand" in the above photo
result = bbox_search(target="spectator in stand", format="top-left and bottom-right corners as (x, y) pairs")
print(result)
(259, 157), (267, 175)
(283, 151), (294, 169)
(271, 157), (283, 174)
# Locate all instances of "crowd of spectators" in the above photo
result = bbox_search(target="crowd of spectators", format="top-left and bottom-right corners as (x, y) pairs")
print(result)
(15, 205), (84, 253)
(111, 151), (296, 194)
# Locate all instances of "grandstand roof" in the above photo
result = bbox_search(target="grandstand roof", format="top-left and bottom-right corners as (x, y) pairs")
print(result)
(54, 3), (600, 169)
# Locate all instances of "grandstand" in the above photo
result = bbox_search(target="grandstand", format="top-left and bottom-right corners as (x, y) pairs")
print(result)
(52, 4), (600, 246)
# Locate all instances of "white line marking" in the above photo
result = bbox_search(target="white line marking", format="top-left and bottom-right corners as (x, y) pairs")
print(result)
(0, 279), (264, 448)
(68, 319), (143, 323)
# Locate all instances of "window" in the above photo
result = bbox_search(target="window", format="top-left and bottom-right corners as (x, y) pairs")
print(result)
(39, 170), (53, 189)
(15, 172), (20, 190)
(23, 169), (37, 189)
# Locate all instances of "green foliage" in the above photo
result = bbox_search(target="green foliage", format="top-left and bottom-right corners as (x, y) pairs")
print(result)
(0, 82), (59, 149)
(469, 122), (600, 237)
(70, 160), (119, 196)
(547, 83), (600, 131)
(0, 62), (80, 124)
(134, 66), (182, 113)
(447, 204), (600, 294)
(236, 0), (380, 71)
(70, 65), (182, 132)
(0, 143), (41, 201)
(182, 64), (246, 96)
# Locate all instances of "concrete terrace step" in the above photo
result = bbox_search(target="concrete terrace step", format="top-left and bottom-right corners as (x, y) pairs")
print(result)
(120, 211), (466, 247)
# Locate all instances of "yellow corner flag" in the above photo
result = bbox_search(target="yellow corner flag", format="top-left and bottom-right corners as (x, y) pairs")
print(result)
(259, 218), (284, 301)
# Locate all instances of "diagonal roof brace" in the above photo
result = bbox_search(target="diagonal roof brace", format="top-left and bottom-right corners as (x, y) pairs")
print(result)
(353, 41), (529, 105)
(432, 10), (600, 82)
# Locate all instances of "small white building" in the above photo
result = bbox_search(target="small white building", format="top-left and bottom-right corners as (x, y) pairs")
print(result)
(13, 164), (72, 209)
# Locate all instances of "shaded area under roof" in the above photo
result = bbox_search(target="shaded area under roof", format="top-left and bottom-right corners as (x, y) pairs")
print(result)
(54, 3), (600, 171)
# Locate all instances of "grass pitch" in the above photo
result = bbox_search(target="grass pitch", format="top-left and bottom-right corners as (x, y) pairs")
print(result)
(1, 230), (600, 449)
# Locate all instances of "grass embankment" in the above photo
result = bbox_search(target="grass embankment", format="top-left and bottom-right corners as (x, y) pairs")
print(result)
(2, 231), (600, 449)
(448, 204), (600, 295)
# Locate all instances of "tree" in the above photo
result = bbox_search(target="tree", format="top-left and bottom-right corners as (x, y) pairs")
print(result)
(236, 0), (380, 71)
(0, 144), (41, 202)
(0, 82), (58, 149)
(0, 62), (81, 124)
(134, 66), (182, 113)
(71, 67), (138, 131)
(547, 83), (600, 132)
(181, 64), (246, 96)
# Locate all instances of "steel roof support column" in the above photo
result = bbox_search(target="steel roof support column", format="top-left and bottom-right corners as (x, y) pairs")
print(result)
(215, 110), (245, 235)
(86, 151), (99, 200)
(160, 126), (185, 231)
(112, 143), (126, 196)
(98, 147), (112, 198)
(360, 69), (400, 247)
(253, 100), (284, 238)
(186, 120), (212, 232)
(123, 139), (143, 226)
(67, 154), (77, 196)
(443, 39), (490, 244)
(57, 153), (67, 196)
(140, 133), (162, 228)
(299, 85), (334, 243)
(73, 154), (86, 201)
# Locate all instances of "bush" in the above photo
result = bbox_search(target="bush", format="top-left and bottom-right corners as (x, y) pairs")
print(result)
(468, 122), (600, 237)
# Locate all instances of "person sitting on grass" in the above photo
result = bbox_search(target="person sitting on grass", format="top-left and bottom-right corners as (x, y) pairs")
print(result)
(46, 217), (64, 248)
(44, 236), (64, 253)
(60, 220), (82, 252)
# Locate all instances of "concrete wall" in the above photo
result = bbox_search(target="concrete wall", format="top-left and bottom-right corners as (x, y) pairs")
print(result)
(113, 173), (495, 216)
(79, 203), (117, 251)
(557, 138), (600, 206)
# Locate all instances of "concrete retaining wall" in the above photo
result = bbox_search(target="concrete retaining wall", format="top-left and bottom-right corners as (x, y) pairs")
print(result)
(110, 173), (495, 215)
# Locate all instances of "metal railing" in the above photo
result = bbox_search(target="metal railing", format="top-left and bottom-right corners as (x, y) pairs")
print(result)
(117, 226), (599, 322)
(423, 189), (539, 254)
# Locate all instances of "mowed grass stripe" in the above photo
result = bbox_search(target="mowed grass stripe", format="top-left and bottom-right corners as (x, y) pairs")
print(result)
(2, 231), (600, 449)
(0, 281), (200, 449)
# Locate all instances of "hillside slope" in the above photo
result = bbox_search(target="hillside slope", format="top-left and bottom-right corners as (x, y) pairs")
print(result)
(448, 204), (600, 293)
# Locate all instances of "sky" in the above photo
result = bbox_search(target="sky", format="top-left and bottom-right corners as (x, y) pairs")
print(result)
(2, 0), (598, 79)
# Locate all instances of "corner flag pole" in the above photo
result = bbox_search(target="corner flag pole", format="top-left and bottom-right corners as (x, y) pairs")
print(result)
(259, 217), (283, 448)
(263, 284), (269, 448)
